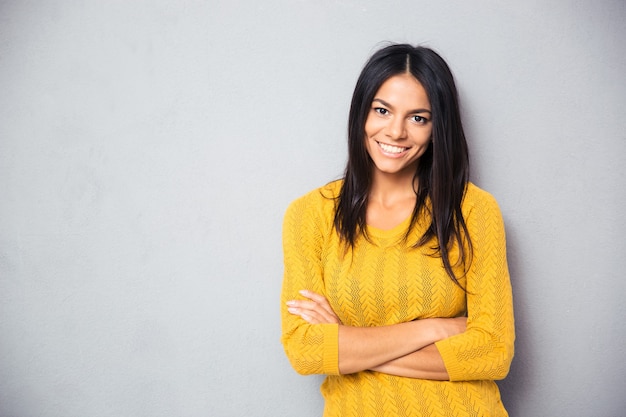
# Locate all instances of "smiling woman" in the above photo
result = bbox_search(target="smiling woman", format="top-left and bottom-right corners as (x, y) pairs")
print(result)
(280, 44), (515, 417)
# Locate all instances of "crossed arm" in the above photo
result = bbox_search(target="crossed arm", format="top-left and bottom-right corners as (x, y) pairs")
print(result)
(282, 188), (514, 381)
(286, 289), (466, 379)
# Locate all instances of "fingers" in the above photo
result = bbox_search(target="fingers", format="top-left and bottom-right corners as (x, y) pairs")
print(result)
(286, 301), (338, 324)
(286, 306), (326, 324)
(286, 290), (340, 324)
(298, 290), (337, 318)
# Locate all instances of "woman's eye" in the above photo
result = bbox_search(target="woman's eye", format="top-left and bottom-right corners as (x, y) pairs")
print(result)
(374, 107), (389, 115)
(412, 115), (428, 124)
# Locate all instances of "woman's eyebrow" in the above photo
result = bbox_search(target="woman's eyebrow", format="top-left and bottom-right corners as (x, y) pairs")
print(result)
(372, 98), (432, 114)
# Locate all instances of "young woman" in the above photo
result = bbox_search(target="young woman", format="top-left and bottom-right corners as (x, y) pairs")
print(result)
(281, 43), (515, 416)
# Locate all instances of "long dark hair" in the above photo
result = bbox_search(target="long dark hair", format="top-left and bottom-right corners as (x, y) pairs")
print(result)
(334, 43), (472, 288)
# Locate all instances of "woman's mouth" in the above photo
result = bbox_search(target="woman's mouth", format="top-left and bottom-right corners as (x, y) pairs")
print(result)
(377, 141), (409, 155)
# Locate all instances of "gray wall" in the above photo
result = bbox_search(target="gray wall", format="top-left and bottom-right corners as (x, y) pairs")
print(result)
(1, 1), (624, 416)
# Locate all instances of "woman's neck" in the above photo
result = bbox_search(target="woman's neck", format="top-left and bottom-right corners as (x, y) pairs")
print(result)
(369, 170), (417, 207)
(366, 170), (417, 230)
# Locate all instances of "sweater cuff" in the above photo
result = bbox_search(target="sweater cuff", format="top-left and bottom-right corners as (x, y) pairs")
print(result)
(322, 323), (340, 375)
(435, 338), (464, 381)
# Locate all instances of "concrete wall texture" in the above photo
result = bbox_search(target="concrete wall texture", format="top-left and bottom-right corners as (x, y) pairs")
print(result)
(1, 1), (625, 416)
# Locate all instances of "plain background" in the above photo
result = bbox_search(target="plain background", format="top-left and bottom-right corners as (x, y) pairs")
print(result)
(1, 1), (625, 416)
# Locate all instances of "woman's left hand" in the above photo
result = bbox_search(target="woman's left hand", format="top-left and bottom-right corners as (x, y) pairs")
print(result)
(286, 290), (341, 324)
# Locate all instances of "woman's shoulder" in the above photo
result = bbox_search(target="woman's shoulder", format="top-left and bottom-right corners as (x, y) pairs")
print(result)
(463, 182), (502, 214)
(285, 179), (342, 218)
(301, 179), (343, 201)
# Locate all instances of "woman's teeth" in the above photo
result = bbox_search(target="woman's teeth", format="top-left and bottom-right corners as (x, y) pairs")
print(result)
(378, 142), (407, 154)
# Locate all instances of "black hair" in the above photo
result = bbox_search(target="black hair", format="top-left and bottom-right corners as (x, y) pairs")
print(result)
(334, 43), (472, 288)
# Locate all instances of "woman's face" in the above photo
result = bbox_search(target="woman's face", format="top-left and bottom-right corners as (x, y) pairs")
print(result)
(364, 74), (433, 179)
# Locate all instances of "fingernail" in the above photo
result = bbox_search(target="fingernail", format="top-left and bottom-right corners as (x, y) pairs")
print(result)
(299, 290), (309, 295)
(287, 307), (298, 314)
(286, 300), (295, 306)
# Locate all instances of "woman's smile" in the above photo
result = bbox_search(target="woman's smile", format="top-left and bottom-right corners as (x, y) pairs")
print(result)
(376, 140), (411, 156)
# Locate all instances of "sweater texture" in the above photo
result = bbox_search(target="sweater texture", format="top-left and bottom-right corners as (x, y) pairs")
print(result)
(281, 180), (515, 417)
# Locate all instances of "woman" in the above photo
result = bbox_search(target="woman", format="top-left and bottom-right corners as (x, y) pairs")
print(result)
(281, 43), (515, 416)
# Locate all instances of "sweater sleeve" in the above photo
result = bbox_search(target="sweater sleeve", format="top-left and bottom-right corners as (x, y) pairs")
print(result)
(280, 192), (340, 375)
(435, 189), (515, 381)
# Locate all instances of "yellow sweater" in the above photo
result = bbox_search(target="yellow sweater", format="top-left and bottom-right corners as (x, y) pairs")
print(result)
(281, 180), (515, 417)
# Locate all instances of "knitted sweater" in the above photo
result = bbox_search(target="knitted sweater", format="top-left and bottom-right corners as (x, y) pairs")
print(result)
(281, 180), (515, 417)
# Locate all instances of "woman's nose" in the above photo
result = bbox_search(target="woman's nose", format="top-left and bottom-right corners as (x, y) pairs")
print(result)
(386, 118), (406, 140)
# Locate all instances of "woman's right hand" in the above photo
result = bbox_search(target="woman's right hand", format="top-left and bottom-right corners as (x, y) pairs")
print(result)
(286, 290), (341, 325)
